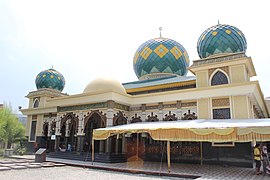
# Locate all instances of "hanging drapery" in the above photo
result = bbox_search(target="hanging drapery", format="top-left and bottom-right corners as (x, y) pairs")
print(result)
(93, 119), (270, 142)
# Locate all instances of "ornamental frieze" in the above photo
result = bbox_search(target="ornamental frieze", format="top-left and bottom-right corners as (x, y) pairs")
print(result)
(58, 102), (107, 112)
(115, 103), (130, 111)
(163, 104), (176, 109)
(181, 102), (197, 107)
(191, 53), (246, 67)
(130, 107), (142, 111)
(212, 98), (230, 107)
(145, 105), (159, 110)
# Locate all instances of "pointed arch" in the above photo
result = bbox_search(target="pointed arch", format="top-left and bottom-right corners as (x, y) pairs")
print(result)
(113, 111), (127, 126)
(33, 98), (39, 108)
(210, 69), (229, 86)
(84, 110), (107, 128)
(60, 112), (79, 133)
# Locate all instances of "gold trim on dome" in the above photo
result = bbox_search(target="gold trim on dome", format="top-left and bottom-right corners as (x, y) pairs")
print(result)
(126, 80), (196, 93)
(154, 44), (169, 58)
(225, 30), (231, 34)
(133, 52), (140, 63)
(50, 75), (54, 78)
(43, 74), (46, 78)
(184, 51), (189, 64)
(201, 35), (205, 40)
(212, 31), (218, 36)
(170, 46), (182, 60)
(141, 47), (152, 60)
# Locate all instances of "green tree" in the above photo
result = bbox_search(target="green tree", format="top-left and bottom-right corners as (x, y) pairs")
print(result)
(0, 106), (25, 149)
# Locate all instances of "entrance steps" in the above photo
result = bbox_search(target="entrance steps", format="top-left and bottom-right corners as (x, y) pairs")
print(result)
(47, 152), (127, 163)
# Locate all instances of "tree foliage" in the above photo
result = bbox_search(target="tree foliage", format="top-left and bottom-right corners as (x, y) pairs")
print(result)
(0, 106), (25, 149)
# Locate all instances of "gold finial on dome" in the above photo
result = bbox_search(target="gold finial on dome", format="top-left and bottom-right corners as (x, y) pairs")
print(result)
(159, 27), (162, 38)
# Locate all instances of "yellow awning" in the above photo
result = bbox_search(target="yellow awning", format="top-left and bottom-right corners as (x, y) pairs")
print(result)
(93, 119), (270, 142)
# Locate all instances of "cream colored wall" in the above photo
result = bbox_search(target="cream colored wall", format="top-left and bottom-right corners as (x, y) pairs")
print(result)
(196, 71), (208, 88)
(232, 95), (249, 119)
(230, 65), (246, 84)
(197, 98), (210, 119)
(25, 116), (31, 136)
(35, 114), (44, 136)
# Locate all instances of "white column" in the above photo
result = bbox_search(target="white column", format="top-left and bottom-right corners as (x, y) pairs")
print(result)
(55, 114), (61, 136)
(77, 111), (85, 136)
(107, 109), (114, 127)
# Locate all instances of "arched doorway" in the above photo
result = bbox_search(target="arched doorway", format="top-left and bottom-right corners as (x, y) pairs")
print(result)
(42, 122), (49, 150)
(59, 113), (79, 151)
(84, 110), (106, 153)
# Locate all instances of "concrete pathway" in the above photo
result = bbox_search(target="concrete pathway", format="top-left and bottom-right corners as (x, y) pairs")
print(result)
(46, 157), (270, 180)
(6, 155), (270, 179)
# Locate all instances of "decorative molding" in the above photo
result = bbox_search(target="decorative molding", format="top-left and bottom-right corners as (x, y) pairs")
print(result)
(115, 103), (130, 111)
(176, 101), (182, 109)
(147, 112), (159, 122)
(107, 100), (115, 109)
(191, 52), (246, 67)
(26, 88), (67, 98)
(181, 102), (197, 107)
(212, 98), (230, 107)
(130, 106), (141, 111)
(58, 102), (107, 112)
(158, 102), (163, 110)
(130, 114), (142, 123)
(163, 111), (177, 121)
(141, 104), (146, 112)
(145, 105), (159, 110)
(181, 110), (197, 120)
(163, 103), (176, 109)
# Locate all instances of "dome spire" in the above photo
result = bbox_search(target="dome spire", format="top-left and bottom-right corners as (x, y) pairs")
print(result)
(159, 27), (162, 38)
(218, 19), (220, 25)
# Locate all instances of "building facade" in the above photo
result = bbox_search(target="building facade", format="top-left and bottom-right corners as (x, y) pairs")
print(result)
(21, 24), (269, 167)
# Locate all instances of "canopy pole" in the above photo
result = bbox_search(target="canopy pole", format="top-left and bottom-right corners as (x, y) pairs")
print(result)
(200, 142), (203, 165)
(167, 141), (171, 173)
(92, 138), (94, 165)
(136, 133), (139, 160)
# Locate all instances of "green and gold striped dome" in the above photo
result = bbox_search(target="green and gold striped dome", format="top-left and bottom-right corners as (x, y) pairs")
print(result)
(197, 24), (247, 58)
(133, 38), (189, 80)
(35, 68), (65, 92)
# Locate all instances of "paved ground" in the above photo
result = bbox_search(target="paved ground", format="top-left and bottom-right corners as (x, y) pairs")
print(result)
(2, 155), (270, 180)
(0, 166), (173, 180)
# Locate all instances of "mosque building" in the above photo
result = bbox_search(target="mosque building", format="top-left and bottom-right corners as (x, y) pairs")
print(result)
(21, 24), (269, 167)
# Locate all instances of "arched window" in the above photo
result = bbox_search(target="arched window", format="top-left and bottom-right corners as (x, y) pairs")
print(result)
(33, 98), (39, 108)
(211, 71), (228, 86)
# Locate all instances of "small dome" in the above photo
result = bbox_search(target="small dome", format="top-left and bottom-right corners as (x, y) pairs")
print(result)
(83, 77), (126, 95)
(35, 68), (65, 92)
(197, 24), (247, 58)
(133, 37), (189, 80)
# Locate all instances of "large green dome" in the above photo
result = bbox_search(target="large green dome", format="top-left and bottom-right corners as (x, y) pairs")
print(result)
(133, 38), (189, 80)
(197, 24), (247, 58)
(35, 68), (65, 92)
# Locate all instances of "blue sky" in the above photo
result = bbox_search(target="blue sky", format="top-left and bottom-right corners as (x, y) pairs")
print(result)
(0, 0), (270, 113)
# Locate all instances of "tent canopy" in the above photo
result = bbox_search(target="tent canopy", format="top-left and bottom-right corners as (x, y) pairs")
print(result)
(93, 119), (270, 142)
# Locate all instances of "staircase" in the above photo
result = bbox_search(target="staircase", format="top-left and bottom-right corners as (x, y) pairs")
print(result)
(47, 152), (127, 163)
